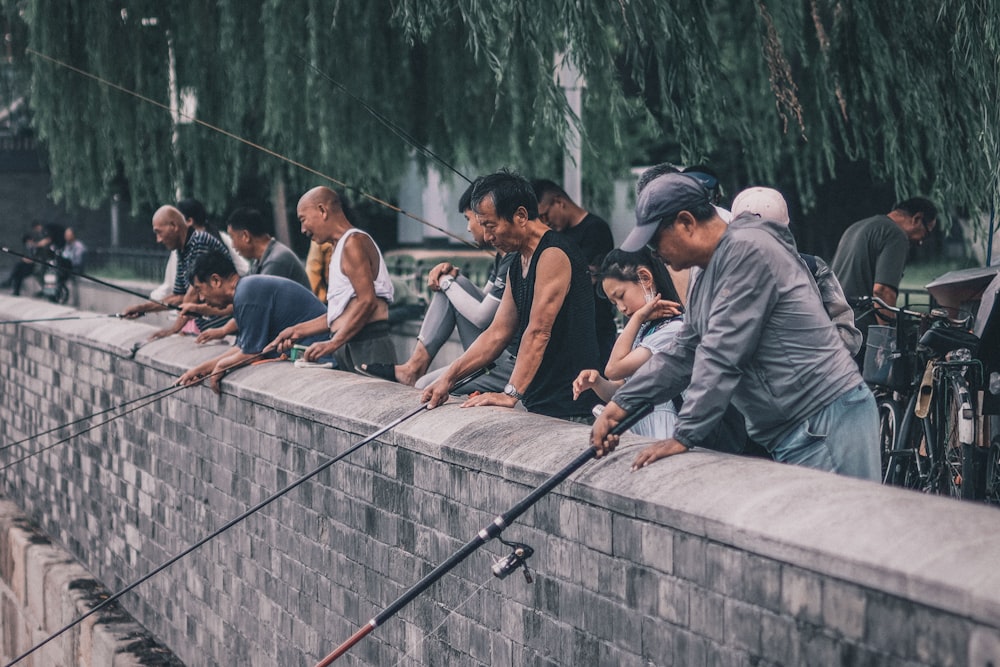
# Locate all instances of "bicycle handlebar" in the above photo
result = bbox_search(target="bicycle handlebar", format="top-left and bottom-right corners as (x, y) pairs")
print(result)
(854, 295), (927, 320)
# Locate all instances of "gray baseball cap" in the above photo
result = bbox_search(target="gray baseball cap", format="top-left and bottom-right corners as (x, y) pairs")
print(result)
(621, 173), (711, 251)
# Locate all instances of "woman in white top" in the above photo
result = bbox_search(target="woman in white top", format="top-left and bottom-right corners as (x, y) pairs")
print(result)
(573, 248), (684, 438)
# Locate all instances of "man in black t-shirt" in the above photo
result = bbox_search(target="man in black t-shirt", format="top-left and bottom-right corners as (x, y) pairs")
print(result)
(532, 179), (616, 366)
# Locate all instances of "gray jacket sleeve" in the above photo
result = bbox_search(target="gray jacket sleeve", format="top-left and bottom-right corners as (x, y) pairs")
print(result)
(813, 256), (863, 356)
(611, 323), (697, 414)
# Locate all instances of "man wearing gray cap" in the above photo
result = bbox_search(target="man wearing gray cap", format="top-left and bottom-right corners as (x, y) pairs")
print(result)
(591, 173), (879, 480)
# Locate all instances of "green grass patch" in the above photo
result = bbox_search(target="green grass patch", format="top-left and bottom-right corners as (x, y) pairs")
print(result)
(901, 257), (980, 290)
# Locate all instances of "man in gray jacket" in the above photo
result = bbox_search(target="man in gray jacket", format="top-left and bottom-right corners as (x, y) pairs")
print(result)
(591, 173), (879, 480)
(730, 186), (862, 356)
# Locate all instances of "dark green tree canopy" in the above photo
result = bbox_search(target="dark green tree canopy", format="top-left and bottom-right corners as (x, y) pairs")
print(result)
(7, 0), (1000, 227)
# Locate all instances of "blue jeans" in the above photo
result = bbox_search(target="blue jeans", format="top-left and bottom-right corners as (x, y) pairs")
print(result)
(769, 383), (880, 480)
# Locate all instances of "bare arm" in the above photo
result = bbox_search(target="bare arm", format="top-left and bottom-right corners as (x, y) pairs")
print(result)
(573, 369), (622, 403)
(421, 284), (518, 408)
(461, 247), (570, 409)
(196, 318), (238, 344)
(302, 234), (384, 362)
(270, 313), (329, 353)
(873, 282), (898, 325)
(604, 296), (682, 380)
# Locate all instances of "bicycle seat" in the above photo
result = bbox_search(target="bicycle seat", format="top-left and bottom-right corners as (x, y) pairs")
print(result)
(918, 326), (979, 357)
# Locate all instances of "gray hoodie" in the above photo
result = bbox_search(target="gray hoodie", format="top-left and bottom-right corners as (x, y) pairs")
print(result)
(613, 214), (864, 450)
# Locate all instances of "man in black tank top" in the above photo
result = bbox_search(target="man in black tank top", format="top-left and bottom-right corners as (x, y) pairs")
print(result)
(421, 171), (601, 421)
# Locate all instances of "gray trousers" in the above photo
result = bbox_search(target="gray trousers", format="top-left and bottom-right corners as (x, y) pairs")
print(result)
(418, 276), (486, 356)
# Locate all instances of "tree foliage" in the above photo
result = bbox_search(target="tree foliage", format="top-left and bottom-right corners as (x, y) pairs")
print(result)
(6, 0), (1000, 227)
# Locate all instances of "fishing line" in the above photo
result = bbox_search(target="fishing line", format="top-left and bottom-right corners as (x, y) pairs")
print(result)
(0, 244), (180, 310)
(298, 56), (472, 185)
(0, 383), (176, 457)
(0, 351), (269, 470)
(389, 571), (495, 667)
(4, 364), (492, 667)
(26, 48), (480, 250)
(316, 404), (655, 665)
(0, 383), (188, 473)
(0, 314), (126, 325)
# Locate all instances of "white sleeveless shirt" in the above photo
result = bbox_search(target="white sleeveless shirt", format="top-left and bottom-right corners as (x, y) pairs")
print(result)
(326, 228), (394, 326)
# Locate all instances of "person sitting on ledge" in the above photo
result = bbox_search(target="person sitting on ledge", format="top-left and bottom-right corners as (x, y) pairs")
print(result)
(178, 251), (331, 393)
(421, 170), (601, 423)
(359, 179), (516, 391)
(270, 186), (396, 370)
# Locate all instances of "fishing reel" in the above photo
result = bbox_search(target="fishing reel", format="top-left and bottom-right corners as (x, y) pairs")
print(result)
(492, 538), (534, 583)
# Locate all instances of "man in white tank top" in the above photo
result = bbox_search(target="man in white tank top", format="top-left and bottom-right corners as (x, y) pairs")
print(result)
(271, 186), (395, 371)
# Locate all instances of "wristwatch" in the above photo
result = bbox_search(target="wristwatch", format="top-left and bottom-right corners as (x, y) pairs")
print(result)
(439, 275), (454, 292)
(503, 383), (524, 401)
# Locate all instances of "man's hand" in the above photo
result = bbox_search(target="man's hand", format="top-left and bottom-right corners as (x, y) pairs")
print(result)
(631, 438), (690, 471)
(271, 325), (301, 353)
(426, 262), (459, 292)
(179, 302), (209, 318)
(303, 340), (337, 362)
(121, 303), (149, 319)
(148, 326), (178, 341)
(420, 376), (454, 409)
(177, 368), (206, 387)
(460, 391), (518, 409)
(196, 327), (228, 344)
(178, 361), (215, 387)
(591, 401), (627, 456)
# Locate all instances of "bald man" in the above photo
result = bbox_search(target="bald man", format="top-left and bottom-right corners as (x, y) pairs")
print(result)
(271, 187), (395, 370)
(123, 205), (232, 338)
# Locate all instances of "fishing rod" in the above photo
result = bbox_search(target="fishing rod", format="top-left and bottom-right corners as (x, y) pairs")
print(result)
(0, 313), (128, 325)
(316, 403), (654, 666)
(0, 382), (187, 474)
(26, 48), (481, 250)
(0, 350), (271, 470)
(0, 244), (180, 311)
(4, 364), (493, 667)
(0, 382), (175, 457)
(299, 56), (472, 185)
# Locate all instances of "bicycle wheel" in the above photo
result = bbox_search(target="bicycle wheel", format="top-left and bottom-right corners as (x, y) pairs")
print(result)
(926, 373), (977, 498)
(986, 436), (1000, 506)
(887, 392), (927, 489)
(876, 395), (903, 484)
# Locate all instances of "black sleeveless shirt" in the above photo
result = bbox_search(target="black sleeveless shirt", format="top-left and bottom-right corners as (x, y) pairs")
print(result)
(506, 231), (600, 419)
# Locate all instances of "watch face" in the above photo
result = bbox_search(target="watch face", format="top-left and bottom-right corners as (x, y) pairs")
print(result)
(504, 383), (516, 396)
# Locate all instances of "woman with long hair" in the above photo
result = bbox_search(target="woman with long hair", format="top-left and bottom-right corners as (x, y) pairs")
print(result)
(573, 247), (684, 438)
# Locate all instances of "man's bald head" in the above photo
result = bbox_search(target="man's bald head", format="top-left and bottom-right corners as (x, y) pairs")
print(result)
(151, 205), (189, 251)
(299, 186), (343, 214)
(297, 186), (348, 244)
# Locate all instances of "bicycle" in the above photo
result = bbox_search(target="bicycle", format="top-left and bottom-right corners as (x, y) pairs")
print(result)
(859, 296), (984, 499)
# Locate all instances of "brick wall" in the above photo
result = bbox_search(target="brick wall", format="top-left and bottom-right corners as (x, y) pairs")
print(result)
(1, 294), (999, 666)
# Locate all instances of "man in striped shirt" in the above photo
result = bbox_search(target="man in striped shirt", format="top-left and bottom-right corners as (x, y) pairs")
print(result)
(122, 205), (232, 338)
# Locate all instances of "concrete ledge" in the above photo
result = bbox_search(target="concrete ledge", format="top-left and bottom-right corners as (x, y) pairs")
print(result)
(2, 296), (1000, 666)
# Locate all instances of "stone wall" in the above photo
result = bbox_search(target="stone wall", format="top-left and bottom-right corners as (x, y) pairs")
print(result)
(0, 500), (182, 666)
(1, 295), (999, 666)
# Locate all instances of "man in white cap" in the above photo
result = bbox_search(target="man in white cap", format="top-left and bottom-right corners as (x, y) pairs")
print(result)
(591, 173), (879, 480)
(731, 186), (861, 356)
